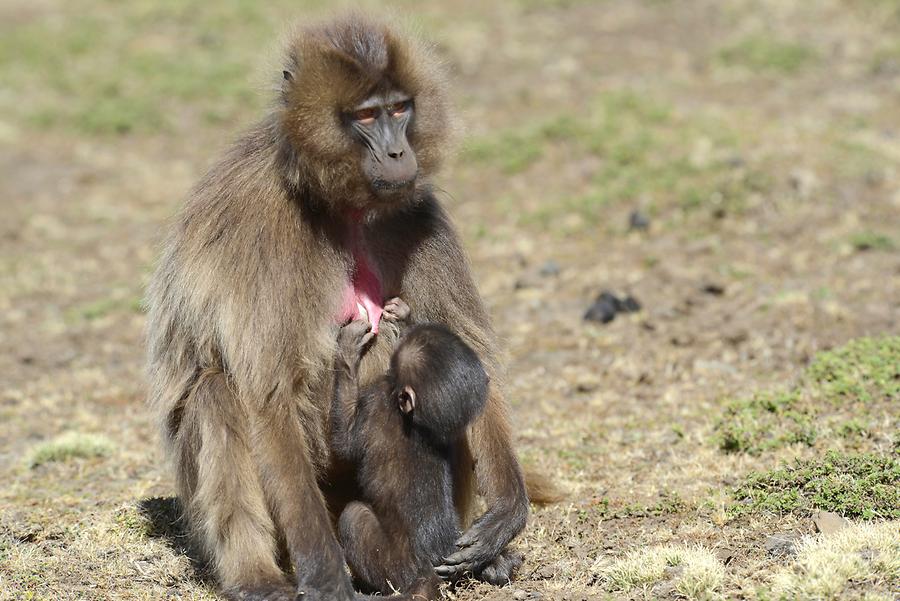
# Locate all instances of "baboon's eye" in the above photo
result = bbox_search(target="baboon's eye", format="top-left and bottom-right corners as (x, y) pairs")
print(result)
(352, 107), (379, 124)
(387, 101), (410, 116)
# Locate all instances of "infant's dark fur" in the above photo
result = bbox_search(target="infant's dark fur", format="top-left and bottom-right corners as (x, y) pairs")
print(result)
(331, 317), (489, 597)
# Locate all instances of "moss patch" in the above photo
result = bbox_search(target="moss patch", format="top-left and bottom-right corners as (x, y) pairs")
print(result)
(807, 336), (900, 404)
(729, 451), (900, 519)
(713, 336), (900, 455)
(715, 390), (817, 455)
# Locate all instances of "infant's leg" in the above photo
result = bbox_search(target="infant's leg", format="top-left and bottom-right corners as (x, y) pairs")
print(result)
(338, 501), (433, 596)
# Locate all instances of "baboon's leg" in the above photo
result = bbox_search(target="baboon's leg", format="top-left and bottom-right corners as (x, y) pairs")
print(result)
(253, 397), (357, 600)
(338, 501), (433, 597)
(173, 370), (293, 600)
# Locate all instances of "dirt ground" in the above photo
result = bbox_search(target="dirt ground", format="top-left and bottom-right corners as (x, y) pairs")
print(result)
(1, 1), (898, 600)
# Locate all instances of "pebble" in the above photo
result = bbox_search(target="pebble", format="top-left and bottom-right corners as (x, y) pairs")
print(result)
(538, 260), (561, 277)
(584, 292), (619, 323)
(702, 283), (725, 296)
(583, 291), (642, 324)
(813, 510), (849, 535)
(628, 210), (650, 231)
(765, 533), (800, 557)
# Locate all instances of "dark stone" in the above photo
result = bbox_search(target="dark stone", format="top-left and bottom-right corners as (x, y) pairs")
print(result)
(584, 292), (619, 323)
(584, 291), (642, 323)
(538, 260), (561, 277)
(628, 210), (650, 231)
(702, 283), (726, 296)
(619, 295), (641, 312)
(765, 533), (800, 557)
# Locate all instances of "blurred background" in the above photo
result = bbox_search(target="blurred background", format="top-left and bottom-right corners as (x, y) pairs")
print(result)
(1, 1), (898, 600)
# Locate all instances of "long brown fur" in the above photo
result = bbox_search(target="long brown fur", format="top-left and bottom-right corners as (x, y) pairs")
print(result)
(146, 14), (530, 600)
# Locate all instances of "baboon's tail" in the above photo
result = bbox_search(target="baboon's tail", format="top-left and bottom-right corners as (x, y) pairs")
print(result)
(524, 466), (564, 505)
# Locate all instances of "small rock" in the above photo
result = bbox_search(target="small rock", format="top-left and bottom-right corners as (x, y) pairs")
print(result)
(618, 295), (641, 312)
(702, 283), (725, 296)
(864, 169), (885, 188)
(513, 590), (527, 600)
(584, 292), (619, 323)
(670, 333), (695, 347)
(628, 210), (650, 231)
(574, 374), (601, 393)
(789, 168), (819, 198)
(715, 547), (735, 565)
(813, 510), (849, 535)
(513, 277), (537, 290)
(663, 565), (684, 579)
(765, 533), (800, 557)
(725, 153), (745, 168)
(651, 580), (677, 597)
(859, 547), (878, 562)
(584, 291), (642, 323)
(538, 260), (561, 277)
(534, 565), (555, 580)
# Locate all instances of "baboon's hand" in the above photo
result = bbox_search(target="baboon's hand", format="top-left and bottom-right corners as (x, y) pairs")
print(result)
(434, 500), (527, 581)
(382, 297), (410, 323)
(337, 319), (374, 369)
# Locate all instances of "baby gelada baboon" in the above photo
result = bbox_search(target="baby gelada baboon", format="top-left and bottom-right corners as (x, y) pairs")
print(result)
(330, 298), (489, 598)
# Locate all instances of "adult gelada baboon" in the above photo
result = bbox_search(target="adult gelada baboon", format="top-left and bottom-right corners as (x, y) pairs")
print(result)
(146, 14), (545, 601)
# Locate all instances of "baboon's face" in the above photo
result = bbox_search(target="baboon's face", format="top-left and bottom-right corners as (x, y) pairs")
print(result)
(346, 91), (418, 198)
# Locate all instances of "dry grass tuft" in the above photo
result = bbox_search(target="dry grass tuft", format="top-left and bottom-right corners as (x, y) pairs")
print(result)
(28, 432), (115, 467)
(596, 544), (725, 600)
(770, 520), (900, 600)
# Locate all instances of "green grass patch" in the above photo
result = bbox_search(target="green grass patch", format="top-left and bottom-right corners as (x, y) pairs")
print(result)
(0, 1), (327, 135)
(461, 126), (548, 175)
(66, 295), (144, 322)
(713, 336), (899, 455)
(718, 35), (818, 74)
(729, 451), (900, 519)
(465, 90), (763, 226)
(849, 231), (896, 252)
(29, 432), (115, 467)
(577, 491), (691, 521)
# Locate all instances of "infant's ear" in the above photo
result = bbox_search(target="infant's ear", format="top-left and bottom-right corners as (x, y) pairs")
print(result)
(398, 385), (416, 414)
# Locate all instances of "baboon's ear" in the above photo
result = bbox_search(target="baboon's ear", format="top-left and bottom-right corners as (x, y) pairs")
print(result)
(281, 70), (295, 99)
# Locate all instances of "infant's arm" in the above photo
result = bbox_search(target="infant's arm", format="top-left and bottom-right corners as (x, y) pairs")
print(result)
(330, 319), (374, 460)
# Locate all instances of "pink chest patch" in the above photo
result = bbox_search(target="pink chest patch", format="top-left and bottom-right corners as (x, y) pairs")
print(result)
(335, 218), (384, 333)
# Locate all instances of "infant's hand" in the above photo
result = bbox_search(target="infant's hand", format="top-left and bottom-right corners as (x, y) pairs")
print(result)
(382, 297), (410, 323)
(337, 319), (374, 369)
